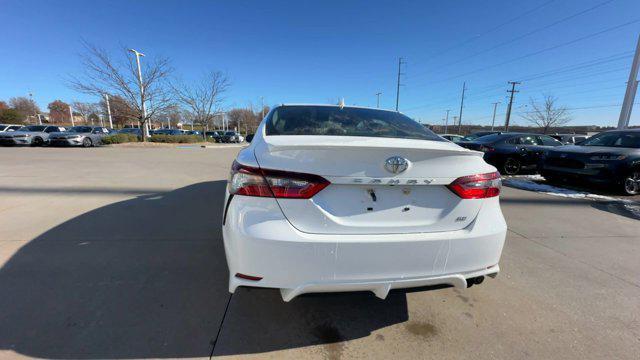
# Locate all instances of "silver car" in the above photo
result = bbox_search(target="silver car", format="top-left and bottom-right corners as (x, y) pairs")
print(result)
(0, 124), (23, 133)
(48, 126), (110, 147)
(0, 125), (66, 146)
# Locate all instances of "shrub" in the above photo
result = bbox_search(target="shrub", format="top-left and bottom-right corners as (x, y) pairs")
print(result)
(101, 133), (140, 144)
(149, 134), (202, 143)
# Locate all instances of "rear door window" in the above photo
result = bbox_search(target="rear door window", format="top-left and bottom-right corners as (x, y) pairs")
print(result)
(519, 136), (537, 145)
(537, 135), (563, 146)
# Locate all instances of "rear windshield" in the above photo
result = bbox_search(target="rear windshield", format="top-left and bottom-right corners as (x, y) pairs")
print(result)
(68, 126), (93, 133)
(581, 131), (640, 148)
(266, 106), (443, 141)
(20, 126), (47, 132)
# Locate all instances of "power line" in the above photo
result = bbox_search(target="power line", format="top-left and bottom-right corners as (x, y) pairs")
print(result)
(411, 18), (640, 88)
(411, 0), (557, 67)
(411, 0), (616, 79)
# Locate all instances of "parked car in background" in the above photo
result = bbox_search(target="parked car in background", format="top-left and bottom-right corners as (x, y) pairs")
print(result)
(221, 131), (244, 143)
(119, 128), (143, 136)
(223, 104), (506, 301)
(205, 130), (223, 142)
(458, 132), (563, 175)
(439, 134), (465, 142)
(549, 134), (589, 145)
(186, 130), (201, 135)
(153, 129), (184, 136)
(461, 131), (502, 142)
(0, 125), (66, 146)
(0, 124), (23, 132)
(49, 126), (110, 147)
(540, 129), (640, 195)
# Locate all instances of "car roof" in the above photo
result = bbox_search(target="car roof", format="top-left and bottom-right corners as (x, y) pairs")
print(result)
(277, 103), (404, 115)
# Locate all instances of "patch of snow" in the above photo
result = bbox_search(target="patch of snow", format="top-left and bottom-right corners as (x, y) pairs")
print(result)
(502, 178), (619, 202)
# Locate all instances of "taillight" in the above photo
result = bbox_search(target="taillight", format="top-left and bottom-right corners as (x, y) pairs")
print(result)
(228, 161), (330, 199)
(447, 172), (501, 199)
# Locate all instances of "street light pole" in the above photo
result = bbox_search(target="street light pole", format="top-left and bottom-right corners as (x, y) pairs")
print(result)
(376, 92), (382, 108)
(104, 94), (113, 128)
(129, 49), (148, 136)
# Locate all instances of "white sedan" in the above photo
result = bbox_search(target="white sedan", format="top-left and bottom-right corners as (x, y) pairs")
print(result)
(222, 104), (506, 301)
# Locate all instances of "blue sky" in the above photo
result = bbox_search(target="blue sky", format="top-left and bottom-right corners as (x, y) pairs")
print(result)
(1, 0), (639, 127)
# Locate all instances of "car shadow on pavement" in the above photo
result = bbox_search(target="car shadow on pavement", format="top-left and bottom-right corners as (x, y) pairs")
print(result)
(0, 180), (408, 359)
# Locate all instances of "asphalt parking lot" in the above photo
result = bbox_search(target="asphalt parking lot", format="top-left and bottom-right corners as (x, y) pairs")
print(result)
(0, 147), (638, 360)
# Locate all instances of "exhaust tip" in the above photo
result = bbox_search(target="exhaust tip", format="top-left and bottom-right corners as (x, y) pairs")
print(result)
(466, 276), (485, 288)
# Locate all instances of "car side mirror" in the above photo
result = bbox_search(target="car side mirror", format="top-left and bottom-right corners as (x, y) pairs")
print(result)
(245, 134), (254, 143)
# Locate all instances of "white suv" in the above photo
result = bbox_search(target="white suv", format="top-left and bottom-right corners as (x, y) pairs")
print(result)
(223, 104), (506, 301)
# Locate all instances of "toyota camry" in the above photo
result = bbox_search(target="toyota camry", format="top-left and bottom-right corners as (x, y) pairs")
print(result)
(223, 104), (507, 301)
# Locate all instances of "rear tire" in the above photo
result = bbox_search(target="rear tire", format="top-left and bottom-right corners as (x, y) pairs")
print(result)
(502, 157), (522, 175)
(82, 138), (92, 148)
(622, 170), (640, 195)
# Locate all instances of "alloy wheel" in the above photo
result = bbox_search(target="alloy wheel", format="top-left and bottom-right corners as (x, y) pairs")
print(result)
(623, 171), (640, 195)
(503, 158), (521, 175)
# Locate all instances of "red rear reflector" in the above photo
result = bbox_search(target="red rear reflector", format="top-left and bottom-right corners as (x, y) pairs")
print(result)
(235, 273), (263, 281)
(447, 172), (501, 199)
(228, 161), (330, 199)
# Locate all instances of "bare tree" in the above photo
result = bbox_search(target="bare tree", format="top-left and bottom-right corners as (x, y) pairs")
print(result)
(520, 95), (571, 134)
(72, 102), (99, 125)
(9, 97), (40, 123)
(69, 41), (174, 140)
(171, 71), (230, 138)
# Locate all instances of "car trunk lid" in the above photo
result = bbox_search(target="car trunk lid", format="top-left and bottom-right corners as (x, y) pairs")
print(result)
(254, 135), (492, 235)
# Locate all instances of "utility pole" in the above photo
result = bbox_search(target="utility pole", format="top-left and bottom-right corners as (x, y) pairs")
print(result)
(104, 94), (113, 128)
(129, 49), (148, 136)
(504, 81), (520, 132)
(375, 92), (382, 108)
(395, 57), (405, 111)
(618, 34), (640, 129)
(452, 116), (458, 132)
(457, 82), (466, 134)
(444, 109), (451, 133)
(68, 105), (75, 126)
(490, 102), (500, 131)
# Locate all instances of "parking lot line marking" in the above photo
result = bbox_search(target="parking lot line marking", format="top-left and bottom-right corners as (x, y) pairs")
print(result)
(209, 292), (234, 359)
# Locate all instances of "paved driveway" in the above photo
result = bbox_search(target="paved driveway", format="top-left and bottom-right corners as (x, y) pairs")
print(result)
(0, 147), (638, 359)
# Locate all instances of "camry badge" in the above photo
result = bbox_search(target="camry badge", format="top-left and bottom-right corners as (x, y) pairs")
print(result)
(384, 156), (409, 174)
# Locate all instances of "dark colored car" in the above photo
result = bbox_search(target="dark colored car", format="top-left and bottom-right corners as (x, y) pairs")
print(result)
(119, 128), (143, 136)
(439, 134), (465, 142)
(221, 131), (244, 143)
(540, 129), (640, 195)
(549, 134), (589, 145)
(461, 131), (502, 142)
(205, 131), (223, 142)
(458, 132), (563, 175)
(153, 129), (184, 135)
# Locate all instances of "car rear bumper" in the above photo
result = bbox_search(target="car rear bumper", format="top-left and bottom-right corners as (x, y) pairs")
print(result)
(222, 194), (507, 301)
(49, 139), (83, 146)
(0, 137), (31, 145)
